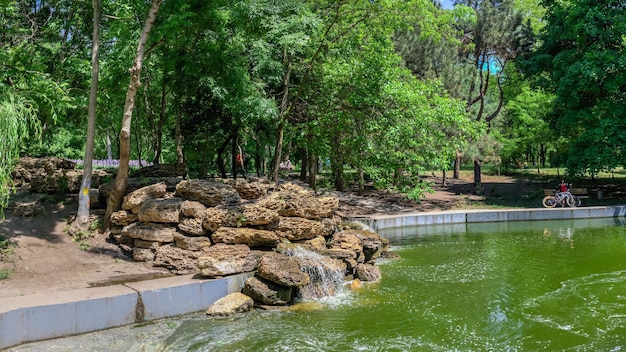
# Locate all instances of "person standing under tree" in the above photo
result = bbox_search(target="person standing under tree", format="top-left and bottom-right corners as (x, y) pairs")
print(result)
(236, 145), (247, 180)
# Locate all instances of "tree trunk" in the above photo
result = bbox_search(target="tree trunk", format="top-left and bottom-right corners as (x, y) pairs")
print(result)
(358, 167), (364, 196)
(394, 168), (403, 187)
(217, 133), (232, 178)
(231, 131), (240, 180)
(104, 0), (162, 229)
(307, 152), (316, 189)
(152, 79), (167, 164)
(271, 56), (292, 184)
(442, 169), (447, 186)
(474, 159), (482, 190)
(299, 148), (307, 181)
(454, 150), (461, 179)
(254, 139), (262, 178)
(71, 0), (101, 235)
(200, 138), (208, 177)
(330, 136), (344, 191)
(106, 132), (112, 160)
(332, 162), (344, 191)
(175, 107), (184, 164)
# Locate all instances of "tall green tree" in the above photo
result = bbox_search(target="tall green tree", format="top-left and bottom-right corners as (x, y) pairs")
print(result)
(528, 0), (626, 176)
(299, 0), (475, 194)
(104, 0), (162, 228)
(499, 85), (553, 168)
(457, 0), (533, 185)
(0, 0), (73, 213)
(70, 0), (101, 235)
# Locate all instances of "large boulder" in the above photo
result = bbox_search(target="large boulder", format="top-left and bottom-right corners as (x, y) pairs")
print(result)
(100, 177), (182, 200)
(206, 292), (254, 316)
(223, 179), (271, 200)
(121, 182), (168, 213)
(256, 252), (310, 288)
(180, 200), (206, 219)
(202, 207), (236, 232)
(197, 244), (258, 277)
(134, 238), (159, 249)
(256, 183), (338, 220)
(242, 276), (292, 306)
(299, 236), (327, 251)
(178, 217), (206, 236)
(352, 229), (390, 262)
(202, 203), (279, 231)
(238, 203), (280, 227)
(153, 245), (201, 274)
(275, 217), (331, 241)
(110, 210), (138, 226)
(173, 233), (212, 251)
(354, 263), (381, 282)
(130, 163), (187, 178)
(327, 229), (389, 263)
(327, 231), (362, 252)
(317, 248), (357, 261)
(175, 179), (241, 207)
(137, 197), (182, 223)
(133, 248), (155, 262)
(321, 216), (342, 235)
(178, 201), (207, 235)
(122, 222), (177, 243)
(326, 231), (364, 262)
(211, 227), (280, 248)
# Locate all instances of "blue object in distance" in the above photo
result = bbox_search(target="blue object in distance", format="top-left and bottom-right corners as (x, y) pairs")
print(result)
(440, 0), (455, 9)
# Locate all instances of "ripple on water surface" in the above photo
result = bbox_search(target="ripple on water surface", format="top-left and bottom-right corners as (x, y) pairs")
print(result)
(521, 270), (626, 349)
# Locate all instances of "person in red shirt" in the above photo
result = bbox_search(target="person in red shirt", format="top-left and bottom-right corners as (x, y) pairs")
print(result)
(556, 180), (569, 193)
(235, 148), (247, 180)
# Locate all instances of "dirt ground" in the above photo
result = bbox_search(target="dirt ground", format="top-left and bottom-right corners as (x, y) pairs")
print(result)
(0, 172), (618, 298)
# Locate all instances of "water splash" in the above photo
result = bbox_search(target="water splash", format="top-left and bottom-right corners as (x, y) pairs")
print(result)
(285, 246), (347, 301)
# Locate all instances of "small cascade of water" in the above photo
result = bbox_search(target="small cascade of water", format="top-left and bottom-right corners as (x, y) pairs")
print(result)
(286, 246), (346, 301)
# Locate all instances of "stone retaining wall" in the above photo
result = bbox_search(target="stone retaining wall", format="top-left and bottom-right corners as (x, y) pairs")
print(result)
(106, 178), (391, 307)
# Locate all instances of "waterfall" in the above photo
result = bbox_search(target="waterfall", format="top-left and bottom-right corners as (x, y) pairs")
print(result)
(285, 246), (346, 301)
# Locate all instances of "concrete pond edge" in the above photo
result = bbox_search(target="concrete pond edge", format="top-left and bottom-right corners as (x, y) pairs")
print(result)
(349, 205), (626, 231)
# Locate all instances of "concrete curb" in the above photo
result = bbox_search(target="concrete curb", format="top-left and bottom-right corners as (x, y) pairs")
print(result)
(0, 272), (253, 350)
(349, 205), (626, 231)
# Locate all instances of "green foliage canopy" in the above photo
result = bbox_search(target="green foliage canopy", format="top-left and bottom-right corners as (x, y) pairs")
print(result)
(529, 0), (626, 176)
(0, 0), (74, 210)
(1, 0), (506, 205)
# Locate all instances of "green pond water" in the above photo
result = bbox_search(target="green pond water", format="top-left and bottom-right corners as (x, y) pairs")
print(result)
(155, 218), (626, 351)
(14, 217), (626, 351)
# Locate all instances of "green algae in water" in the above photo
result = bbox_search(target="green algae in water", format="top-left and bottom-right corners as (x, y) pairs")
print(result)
(158, 218), (626, 351)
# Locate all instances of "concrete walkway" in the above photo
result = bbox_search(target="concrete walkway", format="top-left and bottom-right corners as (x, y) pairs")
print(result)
(2, 205), (626, 349)
(0, 273), (252, 350)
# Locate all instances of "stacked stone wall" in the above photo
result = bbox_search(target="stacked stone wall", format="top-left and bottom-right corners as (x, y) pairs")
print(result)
(108, 178), (391, 306)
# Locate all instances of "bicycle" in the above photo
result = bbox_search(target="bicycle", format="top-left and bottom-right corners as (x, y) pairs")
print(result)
(542, 190), (577, 208)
